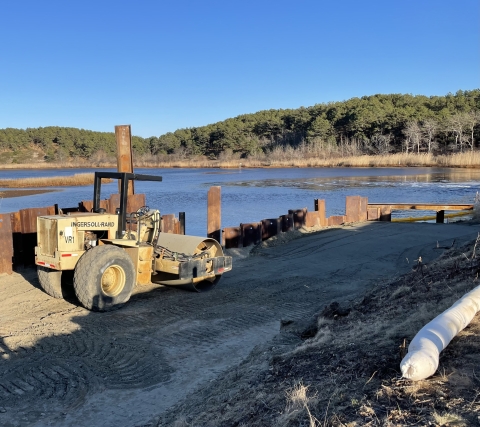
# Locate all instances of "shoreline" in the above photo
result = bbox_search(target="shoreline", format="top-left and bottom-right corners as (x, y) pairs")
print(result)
(0, 163), (480, 171)
(0, 152), (479, 170)
(0, 189), (60, 198)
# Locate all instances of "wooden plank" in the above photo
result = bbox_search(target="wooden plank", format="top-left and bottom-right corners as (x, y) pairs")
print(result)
(0, 213), (13, 274)
(207, 186), (221, 242)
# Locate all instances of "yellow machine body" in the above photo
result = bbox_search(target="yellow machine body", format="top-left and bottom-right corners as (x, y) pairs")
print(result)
(34, 171), (232, 312)
(35, 211), (232, 288)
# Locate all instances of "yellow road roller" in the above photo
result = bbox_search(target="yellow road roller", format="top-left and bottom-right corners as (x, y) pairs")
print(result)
(35, 172), (232, 311)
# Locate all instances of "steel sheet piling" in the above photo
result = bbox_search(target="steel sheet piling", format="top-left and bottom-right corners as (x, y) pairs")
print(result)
(10, 211), (23, 269)
(115, 125), (135, 195)
(0, 214), (13, 274)
(223, 227), (242, 249)
(108, 194), (146, 214)
(289, 208), (308, 229)
(179, 212), (186, 235)
(207, 186), (221, 242)
(327, 215), (346, 226)
(367, 207), (381, 221)
(314, 199), (327, 226)
(241, 223), (262, 247)
(261, 218), (282, 240)
(281, 213), (294, 232)
(436, 210), (445, 223)
(305, 211), (321, 227)
(162, 214), (177, 234)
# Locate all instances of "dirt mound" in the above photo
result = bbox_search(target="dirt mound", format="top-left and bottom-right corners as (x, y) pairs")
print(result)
(159, 238), (480, 427)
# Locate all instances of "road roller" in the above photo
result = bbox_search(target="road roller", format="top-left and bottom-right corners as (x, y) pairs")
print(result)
(34, 172), (232, 311)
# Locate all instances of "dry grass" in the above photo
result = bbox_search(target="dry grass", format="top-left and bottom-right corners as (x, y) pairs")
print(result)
(432, 411), (467, 426)
(0, 173), (112, 188)
(281, 382), (321, 427)
(157, 237), (480, 427)
(133, 152), (480, 169)
(2, 152), (480, 170)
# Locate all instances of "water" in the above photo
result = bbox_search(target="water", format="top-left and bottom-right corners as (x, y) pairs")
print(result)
(1, 167), (480, 237)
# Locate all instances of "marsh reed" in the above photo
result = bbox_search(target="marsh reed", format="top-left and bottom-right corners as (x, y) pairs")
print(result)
(1, 152), (479, 170)
(132, 152), (480, 168)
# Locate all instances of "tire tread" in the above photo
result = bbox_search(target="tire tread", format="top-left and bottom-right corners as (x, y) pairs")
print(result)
(73, 245), (135, 311)
(37, 267), (63, 299)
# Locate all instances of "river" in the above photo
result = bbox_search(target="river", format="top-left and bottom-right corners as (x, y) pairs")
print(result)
(1, 167), (479, 237)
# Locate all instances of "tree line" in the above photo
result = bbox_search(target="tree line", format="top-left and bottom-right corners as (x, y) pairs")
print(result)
(1, 90), (479, 163)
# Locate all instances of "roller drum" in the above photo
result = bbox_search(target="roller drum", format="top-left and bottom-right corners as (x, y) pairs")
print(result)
(153, 233), (229, 292)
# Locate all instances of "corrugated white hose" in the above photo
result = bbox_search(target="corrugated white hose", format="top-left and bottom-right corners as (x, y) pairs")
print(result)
(400, 284), (480, 381)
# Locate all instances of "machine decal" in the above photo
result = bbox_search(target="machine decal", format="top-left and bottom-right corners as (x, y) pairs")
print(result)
(70, 221), (115, 228)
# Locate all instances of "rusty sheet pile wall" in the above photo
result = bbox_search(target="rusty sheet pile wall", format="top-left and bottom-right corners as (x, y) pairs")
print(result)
(221, 195), (474, 249)
(1, 190), (472, 274)
(222, 196), (368, 249)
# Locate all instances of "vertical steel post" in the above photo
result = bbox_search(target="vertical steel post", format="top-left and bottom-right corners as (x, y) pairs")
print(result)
(345, 196), (361, 223)
(0, 214), (13, 274)
(436, 210), (445, 223)
(93, 173), (101, 212)
(179, 212), (186, 235)
(115, 125), (134, 195)
(207, 186), (221, 241)
(117, 173), (129, 239)
(315, 199), (326, 226)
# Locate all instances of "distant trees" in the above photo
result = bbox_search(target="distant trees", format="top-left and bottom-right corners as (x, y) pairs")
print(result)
(0, 90), (479, 163)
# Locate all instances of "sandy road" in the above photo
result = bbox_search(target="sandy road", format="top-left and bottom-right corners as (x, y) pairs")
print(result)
(0, 221), (479, 427)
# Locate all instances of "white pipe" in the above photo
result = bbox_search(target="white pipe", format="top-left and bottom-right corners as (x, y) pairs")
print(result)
(400, 284), (480, 381)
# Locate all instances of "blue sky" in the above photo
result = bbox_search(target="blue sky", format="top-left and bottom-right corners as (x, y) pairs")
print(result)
(1, 0), (478, 138)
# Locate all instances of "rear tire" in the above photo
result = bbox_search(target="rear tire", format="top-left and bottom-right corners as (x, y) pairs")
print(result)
(37, 266), (63, 298)
(73, 245), (136, 312)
